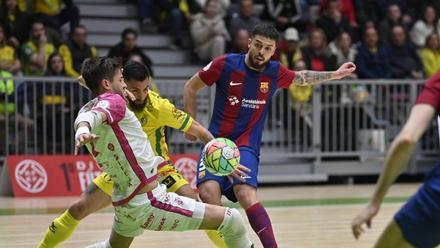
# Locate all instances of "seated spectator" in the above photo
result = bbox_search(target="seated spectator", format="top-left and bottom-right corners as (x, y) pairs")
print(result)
(155, 0), (202, 48)
(33, 0), (80, 32)
(301, 28), (337, 71)
(378, 4), (410, 45)
(0, 0), (32, 48)
(229, 28), (249, 53)
(352, 0), (379, 30)
(387, 25), (424, 79)
(329, 31), (356, 68)
(45, 53), (66, 76)
(0, 25), (21, 75)
(355, 26), (391, 79)
(190, 0), (230, 62)
(315, 0), (352, 43)
(196, 0), (230, 16)
(319, 0), (357, 26)
(419, 32), (440, 77)
(228, 0), (260, 38)
(410, 5), (440, 47)
(260, 0), (302, 31)
(21, 20), (56, 76)
(58, 25), (96, 78)
(108, 28), (154, 75)
(279, 27), (302, 69)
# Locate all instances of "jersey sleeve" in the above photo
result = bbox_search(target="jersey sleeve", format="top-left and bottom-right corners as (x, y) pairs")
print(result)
(416, 72), (440, 112)
(156, 95), (193, 131)
(277, 63), (296, 89)
(92, 93), (127, 124)
(197, 54), (227, 86)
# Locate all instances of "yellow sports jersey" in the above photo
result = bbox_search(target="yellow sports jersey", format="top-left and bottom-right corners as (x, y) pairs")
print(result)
(131, 91), (193, 161)
(21, 41), (56, 76)
(0, 45), (17, 68)
(34, 0), (62, 15)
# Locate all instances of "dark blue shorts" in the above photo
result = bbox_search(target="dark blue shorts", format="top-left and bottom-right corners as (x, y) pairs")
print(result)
(196, 146), (259, 202)
(394, 163), (440, 248)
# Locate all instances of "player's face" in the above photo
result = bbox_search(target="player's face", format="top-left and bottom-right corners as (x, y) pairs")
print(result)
(107, 69), (127, 97)
(247, 35), (276, 70)
(126, 78), (150, 111)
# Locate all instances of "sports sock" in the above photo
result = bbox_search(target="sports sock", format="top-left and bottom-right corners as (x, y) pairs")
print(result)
(218, 208), (252, 248)
(37, 210), (79, 248)
(205, 229), (228, 248)
(245, 202), (278, 248)
(85, 240), (111, 248)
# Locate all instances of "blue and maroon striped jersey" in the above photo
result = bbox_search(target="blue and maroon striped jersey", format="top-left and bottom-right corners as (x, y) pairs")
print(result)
(198, 53), (296, 153)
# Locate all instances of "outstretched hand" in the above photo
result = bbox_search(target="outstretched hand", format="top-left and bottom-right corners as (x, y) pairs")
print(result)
(334, 62), (356, 79)
(351, 203), (380, 239)
(227, 164), (251, 183)
(74, 133), (100, 155)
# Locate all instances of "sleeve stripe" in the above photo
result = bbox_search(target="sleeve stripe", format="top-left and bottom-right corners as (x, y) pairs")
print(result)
(178, 115), (191, 131)
(93, 107), (114, 124)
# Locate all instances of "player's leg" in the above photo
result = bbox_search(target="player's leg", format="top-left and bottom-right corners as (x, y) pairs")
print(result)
(160, 163), (227, 247)
(38, 173), (113, 248)
(374, 220), (413, 248)
(232, 148), (278, 248)
(85, 229), (134, 248)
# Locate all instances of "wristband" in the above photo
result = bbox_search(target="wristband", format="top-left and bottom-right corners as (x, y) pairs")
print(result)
(75, 126), (90, 140)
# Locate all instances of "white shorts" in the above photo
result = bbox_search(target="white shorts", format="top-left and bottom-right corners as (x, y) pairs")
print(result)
(113, 184), (206, 237)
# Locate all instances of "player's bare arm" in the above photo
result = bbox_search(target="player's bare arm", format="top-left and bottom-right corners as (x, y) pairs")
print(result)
(74, 111), (107, 155)
(351, 104), (436, 239)
(183, 74), (208, 141)
(185, 120), (215, 144)
(292, 62), (356, 86)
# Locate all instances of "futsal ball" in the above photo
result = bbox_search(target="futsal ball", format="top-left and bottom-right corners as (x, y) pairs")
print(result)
(202, 138), (240, 176)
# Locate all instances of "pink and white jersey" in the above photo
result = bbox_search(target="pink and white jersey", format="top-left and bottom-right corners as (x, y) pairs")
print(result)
(76, 93), (164, 206)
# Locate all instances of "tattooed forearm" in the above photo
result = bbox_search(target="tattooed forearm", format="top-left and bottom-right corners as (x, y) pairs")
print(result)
(292, 70), (334, 86)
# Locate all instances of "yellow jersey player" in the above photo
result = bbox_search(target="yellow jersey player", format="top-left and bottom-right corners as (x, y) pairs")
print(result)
(37, 60), (243, 247)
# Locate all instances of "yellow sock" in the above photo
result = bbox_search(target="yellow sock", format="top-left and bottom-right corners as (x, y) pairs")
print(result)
(205, 229), (228, 248)
(38, 210), (79, 248)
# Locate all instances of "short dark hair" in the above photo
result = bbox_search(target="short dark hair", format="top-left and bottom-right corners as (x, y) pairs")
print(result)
(121, 28), (138, 40)
(251, 24), (279, 41)
(123, 60), (151, 82)
(81, 57), (122, 94)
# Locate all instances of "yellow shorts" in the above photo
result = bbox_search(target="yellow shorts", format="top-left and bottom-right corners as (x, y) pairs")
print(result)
(93, 163), (189, 196)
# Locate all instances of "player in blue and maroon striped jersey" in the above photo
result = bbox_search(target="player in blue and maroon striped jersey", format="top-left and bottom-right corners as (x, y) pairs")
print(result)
(184, 24), (356, 248)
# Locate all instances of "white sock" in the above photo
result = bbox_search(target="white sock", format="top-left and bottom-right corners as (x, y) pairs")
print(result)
(85, 239), (111, 248)
(218, 208), (253, 248)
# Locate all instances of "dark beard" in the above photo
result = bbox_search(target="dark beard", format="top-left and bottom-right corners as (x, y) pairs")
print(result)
(247, 55), (268, 71)
(128, 98), (147, 111)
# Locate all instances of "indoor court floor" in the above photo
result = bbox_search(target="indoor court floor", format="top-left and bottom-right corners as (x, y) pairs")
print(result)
(0, 183), (420, 247)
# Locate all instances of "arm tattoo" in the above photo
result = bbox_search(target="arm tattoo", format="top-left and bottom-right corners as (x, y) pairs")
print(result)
(292, 70), (334, 86)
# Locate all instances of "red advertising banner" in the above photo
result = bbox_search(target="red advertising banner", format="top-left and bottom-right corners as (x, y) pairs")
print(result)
(6, 154), (200, 197)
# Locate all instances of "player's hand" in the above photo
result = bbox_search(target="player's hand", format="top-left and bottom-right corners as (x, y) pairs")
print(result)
(334, 62), (356, 79)
(184, 133), (197, 142)
(124, 88), (136, 102)
(351, 202), (380, 239)
(74, 133), (100, 155)
(227, 164), (251, 183)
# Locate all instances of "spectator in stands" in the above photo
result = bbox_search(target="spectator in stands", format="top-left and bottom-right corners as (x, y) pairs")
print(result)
(301, 28), (337, 71)
(378, 4), (410, 45)
(58, 25), (97, 78)
(315, 0), (352, 43)
(352, 0), (379, 30)
(21, 20), (56, 76)
(387, 25), (424, 79)
(375, 0), (414, 24)
(196, 0), (230, 17)
(419, 32), (440, 77)
(0, 25), (21, 75)
(45, 53), (66, 76)
(229, 28), (249, 53)
(155, 0), (202, 48)
(108, 28), (154, 75)
(260, 0), (302, 31)
(355, 26), (391, 79)
(329, 31), (357, 68)
(319, 0), (357, 27)
(228, 0), (260, 38)
(410, 5), (440, 47)
(33, 0), (80, 33)
(279, 27), (302, 70)
(0, 0), (32, 48)
(190, 0), (230, 62)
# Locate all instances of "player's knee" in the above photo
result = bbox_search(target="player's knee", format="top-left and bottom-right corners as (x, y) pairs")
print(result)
(199, 187), (220, 204)
(220, 208), (247, 237)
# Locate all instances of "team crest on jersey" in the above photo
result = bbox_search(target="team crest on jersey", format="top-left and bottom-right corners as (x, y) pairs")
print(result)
(172, 107), (185, 120)
(141, 117), (147, 125)
(260, 82), (269, 93)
